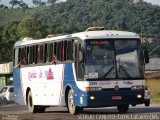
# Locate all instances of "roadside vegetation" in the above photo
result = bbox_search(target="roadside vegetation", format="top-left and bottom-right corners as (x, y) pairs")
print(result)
(0, 0), (160, 62)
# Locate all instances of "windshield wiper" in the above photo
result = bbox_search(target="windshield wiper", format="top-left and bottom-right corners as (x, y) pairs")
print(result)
(119, 65), (131, 78)
(101, 66), (114, 78)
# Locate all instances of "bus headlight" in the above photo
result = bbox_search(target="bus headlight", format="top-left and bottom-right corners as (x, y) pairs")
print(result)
(131, 85), (145, 90)
(86, 87), (102, 92)
(137, 94), (142, 98)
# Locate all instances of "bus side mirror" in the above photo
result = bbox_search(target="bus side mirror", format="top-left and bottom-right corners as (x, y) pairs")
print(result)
(144, 50), (149, 63)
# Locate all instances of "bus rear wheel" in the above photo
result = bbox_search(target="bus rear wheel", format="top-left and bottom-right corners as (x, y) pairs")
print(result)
(67, 89), (82, 115)
(117, 104), (129, 114)
(36, 106), (46, 113)
(27, 91), (46, 113)
(27, 90), (37, 113)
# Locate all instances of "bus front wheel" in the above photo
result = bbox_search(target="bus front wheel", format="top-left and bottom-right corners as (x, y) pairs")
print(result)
(67, 89), (82, 115)
(117, 104), (129, 114)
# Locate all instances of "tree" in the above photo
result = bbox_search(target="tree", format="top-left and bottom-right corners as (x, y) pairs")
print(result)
(47, 0), (57, 4)
(18, 16), (45, 39)
(0, 4), (8, 9)
(19, 2), (28, 9)
(32, 0), (46, 6)
(0, 40), (15, 63)
(9, 0), (19, 8)
(3, 21), (19, 41)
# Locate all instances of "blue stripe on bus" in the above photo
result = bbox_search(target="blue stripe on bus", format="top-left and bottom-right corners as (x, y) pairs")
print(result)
(13, 68), (25, 105)
(61, 63), (145, 107)
(60, 63), (88, 106)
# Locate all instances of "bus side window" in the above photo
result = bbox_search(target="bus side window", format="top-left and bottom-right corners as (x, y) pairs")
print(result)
(64, 41), (67, 61)
(67, 40), (73, 61)
(54, 42), (57, 59)
(77, 43), (84, 79)
(44, 44), (48, 63)
(33, 46), (36, 64)
(29, 46), (34, 64)
(18, 48), (21, 65)
(45, 43), (54, 63)
(61, 41), (64, 62)
(37, 44), (44, 63)
(20, 47), (27, 66)
(56, 42), (62, 62)
(49, 43), (54, 62)
(14, 48), (19, 67)
(55, 42), (62, 61)
(26, 46), (29, 65)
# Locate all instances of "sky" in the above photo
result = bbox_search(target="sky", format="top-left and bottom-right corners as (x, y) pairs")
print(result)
(0, 0), (160, 7)
(145, 0), (160, 5)
(0, 0), (67, 7)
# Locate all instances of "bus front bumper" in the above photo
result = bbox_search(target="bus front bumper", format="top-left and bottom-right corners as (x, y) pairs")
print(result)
(75, 90), (145, 107)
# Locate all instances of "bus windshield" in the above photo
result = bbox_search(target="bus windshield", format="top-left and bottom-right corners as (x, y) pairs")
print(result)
(84, 39), (144, 80)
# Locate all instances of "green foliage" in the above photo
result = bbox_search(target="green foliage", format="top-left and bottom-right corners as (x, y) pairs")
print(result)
(3, 21), (19, 41)
(0, 9), (28, 27)
(0, 0), (160, 62)
(17, 16), (45, 39)
(0, 40), (15, 63)
(33, 0), (160, 35)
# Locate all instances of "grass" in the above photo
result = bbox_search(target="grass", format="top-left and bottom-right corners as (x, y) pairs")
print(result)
(151, 96), (160, 104)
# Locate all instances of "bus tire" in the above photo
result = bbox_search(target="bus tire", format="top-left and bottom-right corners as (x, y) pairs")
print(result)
(145, 100), (150, 107)
(117, 104), (129, 114)
(67, 89), (81, 115)
(36, 106), (46, 113)
(27, 90), (37, 113)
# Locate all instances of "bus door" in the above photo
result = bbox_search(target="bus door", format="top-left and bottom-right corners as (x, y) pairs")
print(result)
(74, 41), (84, 80)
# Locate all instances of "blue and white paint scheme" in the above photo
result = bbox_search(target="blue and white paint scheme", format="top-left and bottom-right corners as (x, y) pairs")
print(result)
(13, 27), (147, 114)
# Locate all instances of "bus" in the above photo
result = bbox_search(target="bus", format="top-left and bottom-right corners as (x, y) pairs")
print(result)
(13, 27), (149, 114)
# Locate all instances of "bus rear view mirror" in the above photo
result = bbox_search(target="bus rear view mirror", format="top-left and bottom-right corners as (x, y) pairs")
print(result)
(144, 50), (149, 63)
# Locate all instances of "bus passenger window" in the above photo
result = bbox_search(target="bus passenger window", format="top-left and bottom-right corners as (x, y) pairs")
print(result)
(29, 46), (34, 64)
(20, 47), (27, 65)
(56, 42), (62, 61)
(44, 44), (48, 63)
(14, 48), (19, 67)
(61, 41), (64, 62)
(37, 44), (44, 63)
(54, 42), (57, 58)
(64, 41), (67, 61)
(67, 40), (73, 61)
(33, 45), (37, 64)
(26, 47), (29, 65)
(48, 43), (53, 62)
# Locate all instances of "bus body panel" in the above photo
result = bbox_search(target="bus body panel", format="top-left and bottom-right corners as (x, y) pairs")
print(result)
(13, 68), (25, 105)
(14, 63), (145, 107)
(13, 30), (146, 112)
(14, 64), (64, 106)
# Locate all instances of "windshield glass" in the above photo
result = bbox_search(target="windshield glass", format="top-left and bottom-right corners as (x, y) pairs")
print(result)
(115, 40), (143, 79)
(84, 39), (144, 80)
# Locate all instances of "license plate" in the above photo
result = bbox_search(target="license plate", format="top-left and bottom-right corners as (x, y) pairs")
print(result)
(112, 96), (122, 100)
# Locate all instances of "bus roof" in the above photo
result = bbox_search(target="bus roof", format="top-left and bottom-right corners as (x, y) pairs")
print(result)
(14, 30), (140, 48)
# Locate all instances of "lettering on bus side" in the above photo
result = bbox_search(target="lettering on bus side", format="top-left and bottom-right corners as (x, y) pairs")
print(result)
(44, 68), (54, 80)
(90, 81), (112, 86)
(28, 70), (37, 81)
(28, 67), (54, 81)
(98, 81), (111, 86)
(90, 81), (98, 86)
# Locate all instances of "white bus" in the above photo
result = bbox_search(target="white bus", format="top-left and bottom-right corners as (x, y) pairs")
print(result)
(13, 27), (149, 114)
